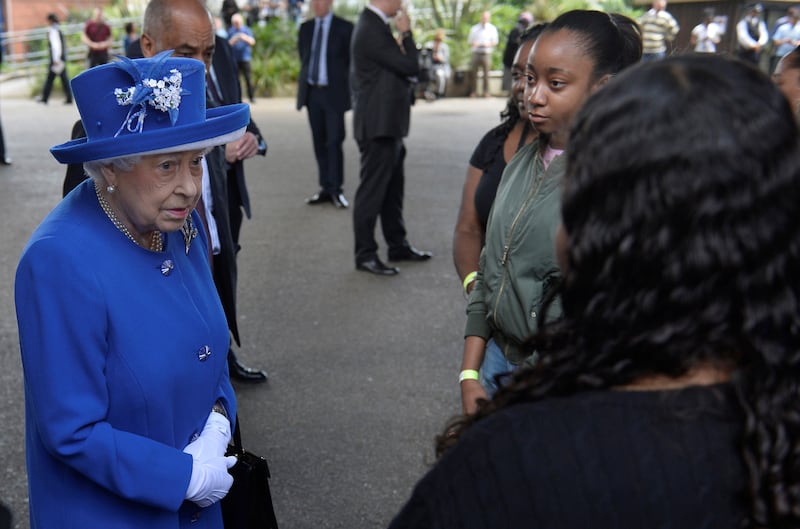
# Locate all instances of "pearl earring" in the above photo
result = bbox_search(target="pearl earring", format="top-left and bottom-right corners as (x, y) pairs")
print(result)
(106, 185), (116, 194)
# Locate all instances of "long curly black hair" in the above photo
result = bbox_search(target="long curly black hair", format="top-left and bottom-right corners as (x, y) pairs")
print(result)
(439, 54), (800, 528)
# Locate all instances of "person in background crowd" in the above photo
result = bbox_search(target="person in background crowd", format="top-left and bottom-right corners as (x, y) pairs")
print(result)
(690, 8), (723, 53)
(774, 46), (800, 117)
(297, 0), (353, 209)
(737, 3), (768, 65)
(639, 0), (679, 61)
(244, 0), (261, 27)
(453, 24), (544, 295)
(228, 13), (257, 103)
(459, 10), (642, 414)
(123, 21), (140, 57)
(390, 53), (800, 529)
(467, 11), (499, 98)
(501, 11), (532, 93)
(39, 13), (72, 105)
(0, 39), (11, 165)
(215, 16), (229, 39)
(350, 0), (432, 276)
(770, 7), (800, 73)
(16, 53), (247, 529)
(81, 7), (113, 68)
(288, 0), (304, 26)
(220, 0), (239, 28)
(424, 28), (451, 100)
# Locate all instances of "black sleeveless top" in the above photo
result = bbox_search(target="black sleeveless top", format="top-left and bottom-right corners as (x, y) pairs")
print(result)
(469, 122), (531, 232)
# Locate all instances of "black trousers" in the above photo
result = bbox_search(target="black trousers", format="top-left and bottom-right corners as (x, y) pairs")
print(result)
(41, 67), (72, 103)
(353, 136), (407, 262)
(237, 60), (255, 102)
(307, 86), (346, 195)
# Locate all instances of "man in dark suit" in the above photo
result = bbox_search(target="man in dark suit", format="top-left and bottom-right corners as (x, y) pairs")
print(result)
(141, 0), (267, 382)
(297, 0), (353, 209)
(58, 0), (268, 381)
(350, 0), (432, 276)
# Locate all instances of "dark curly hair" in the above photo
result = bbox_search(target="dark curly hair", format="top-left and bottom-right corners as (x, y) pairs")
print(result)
(439, 54), (800, 528)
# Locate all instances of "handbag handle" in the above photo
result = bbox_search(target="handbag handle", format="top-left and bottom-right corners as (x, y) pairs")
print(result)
(231, 414), (243, 450)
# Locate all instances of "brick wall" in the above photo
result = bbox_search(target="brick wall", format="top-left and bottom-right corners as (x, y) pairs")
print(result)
(5, 0), (112, 32)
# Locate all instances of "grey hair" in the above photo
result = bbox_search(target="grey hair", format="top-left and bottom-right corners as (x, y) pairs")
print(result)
(83, 155), (143, 182)
(83, 147), (213, 182)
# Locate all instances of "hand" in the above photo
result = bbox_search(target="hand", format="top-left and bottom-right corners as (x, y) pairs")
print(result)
(185, 455), (238, 507)
(224, 132), (260, 163)
(395, 9), (411, 33)
(460, 379), (487, 415)
(183, 411), (231, 461)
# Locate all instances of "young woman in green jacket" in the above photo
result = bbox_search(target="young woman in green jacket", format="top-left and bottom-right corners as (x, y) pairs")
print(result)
(460, 11), (643, 414)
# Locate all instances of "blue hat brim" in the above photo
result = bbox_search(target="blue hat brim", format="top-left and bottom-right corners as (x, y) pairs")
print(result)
(50, 104), (250, 164)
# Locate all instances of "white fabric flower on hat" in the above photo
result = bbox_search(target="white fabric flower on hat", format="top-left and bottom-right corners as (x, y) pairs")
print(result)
(112, 51), (196, 136)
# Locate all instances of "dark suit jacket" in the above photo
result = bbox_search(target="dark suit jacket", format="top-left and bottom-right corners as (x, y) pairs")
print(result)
(212, 35), (264, 221)
(350, 8), (418, 142)
(204, 144), (241, 345)
(296, 14), (353, 113)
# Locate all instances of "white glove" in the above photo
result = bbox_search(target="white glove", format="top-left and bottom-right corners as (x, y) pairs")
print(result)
(185, 455), (238, 507)
(183, 411), (231, 461)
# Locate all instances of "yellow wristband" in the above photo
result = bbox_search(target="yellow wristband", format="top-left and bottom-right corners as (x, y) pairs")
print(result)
(462, 271), (478, 293)
(459, 369), (480, 383)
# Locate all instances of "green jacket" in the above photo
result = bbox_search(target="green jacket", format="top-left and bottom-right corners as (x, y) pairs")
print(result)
(465, 140), (563, 364)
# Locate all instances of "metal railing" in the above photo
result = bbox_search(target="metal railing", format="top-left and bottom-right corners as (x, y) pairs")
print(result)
(0, 19), (135, 75)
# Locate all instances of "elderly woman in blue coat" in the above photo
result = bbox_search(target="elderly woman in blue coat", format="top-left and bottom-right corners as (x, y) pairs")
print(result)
(15, 52), (250, 528)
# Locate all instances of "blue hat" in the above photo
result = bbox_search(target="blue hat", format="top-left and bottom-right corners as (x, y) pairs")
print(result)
(50, 51), (250, 164)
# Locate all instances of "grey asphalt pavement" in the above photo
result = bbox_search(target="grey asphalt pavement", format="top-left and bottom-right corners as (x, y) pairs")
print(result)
(0, 88), (506, 529)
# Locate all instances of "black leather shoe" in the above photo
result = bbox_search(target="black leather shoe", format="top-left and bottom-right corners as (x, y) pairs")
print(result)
(228, 351), (267, 383)
(306, 191), (331, 205)
(331, 192), (349, 209)
(356, 257), (399, 276)
(388, 245), (432, 262)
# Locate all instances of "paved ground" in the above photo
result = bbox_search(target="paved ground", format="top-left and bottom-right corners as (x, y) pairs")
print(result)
(0, 85), (506, 529)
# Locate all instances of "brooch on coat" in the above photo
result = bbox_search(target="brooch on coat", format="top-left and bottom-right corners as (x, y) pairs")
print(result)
(180, 215), (198, 256)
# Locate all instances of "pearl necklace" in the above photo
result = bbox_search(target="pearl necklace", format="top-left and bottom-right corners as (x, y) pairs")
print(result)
(94, 182), (163, 252)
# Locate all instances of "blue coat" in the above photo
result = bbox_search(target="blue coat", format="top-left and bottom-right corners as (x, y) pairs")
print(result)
(15, 180), (237, 529)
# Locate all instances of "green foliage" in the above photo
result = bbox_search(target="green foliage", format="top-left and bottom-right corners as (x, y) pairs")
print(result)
(414, 0), (641, 70)
(250, 18), (300, 97)
(27, 0), (643, 100)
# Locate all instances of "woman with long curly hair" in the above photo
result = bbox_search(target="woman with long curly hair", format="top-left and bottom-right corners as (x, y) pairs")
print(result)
(390, 54), (800, 528)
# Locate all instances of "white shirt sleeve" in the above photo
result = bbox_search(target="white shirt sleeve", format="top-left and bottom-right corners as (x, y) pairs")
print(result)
(49, 28), (62, 62)
(201, 157), (222, 255)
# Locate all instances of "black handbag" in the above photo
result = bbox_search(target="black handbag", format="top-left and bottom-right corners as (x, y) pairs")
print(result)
(222, 417), (279, 529)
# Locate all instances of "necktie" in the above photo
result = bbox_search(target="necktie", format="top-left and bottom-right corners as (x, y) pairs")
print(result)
(310, 19), (322, 85)
(206, 66), (224, 107)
